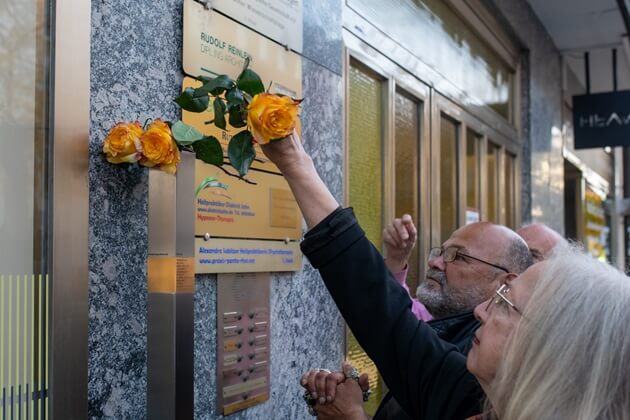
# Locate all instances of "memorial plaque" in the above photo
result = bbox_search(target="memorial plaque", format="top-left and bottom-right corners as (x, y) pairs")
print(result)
(211, 0), (303, 53)
(217, 273), (271, 415)
(183, 0), (302, 96)
(182, 0), (304, 273)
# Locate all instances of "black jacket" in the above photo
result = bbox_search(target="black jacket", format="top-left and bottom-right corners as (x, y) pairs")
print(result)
(301, 208), (483, 420)
(374, 312), (480, 420)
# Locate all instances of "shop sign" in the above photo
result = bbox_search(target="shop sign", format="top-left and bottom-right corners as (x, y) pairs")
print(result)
(573, 90), (630, 149)
(211, 0), (303, 53)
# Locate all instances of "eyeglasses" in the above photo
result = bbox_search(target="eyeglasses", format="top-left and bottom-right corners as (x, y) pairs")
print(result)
(429, 246), (510, 273)
(485, 283), (523, 316)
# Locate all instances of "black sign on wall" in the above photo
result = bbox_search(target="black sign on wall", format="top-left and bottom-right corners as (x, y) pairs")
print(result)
(573, 90), (630, 149)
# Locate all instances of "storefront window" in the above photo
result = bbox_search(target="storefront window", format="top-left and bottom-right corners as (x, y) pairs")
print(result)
(486, 142), (499, 223)
(440, 115), (458, 241)
(504, 153), (516, 228)
(395, 89), (421, 292)
(347, 61), (384, 415)
(466, 129), (481, 223)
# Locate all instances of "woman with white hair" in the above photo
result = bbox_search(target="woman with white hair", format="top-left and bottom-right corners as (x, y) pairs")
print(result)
(259, 133), (630, 419)
(478, 249), (630, 419)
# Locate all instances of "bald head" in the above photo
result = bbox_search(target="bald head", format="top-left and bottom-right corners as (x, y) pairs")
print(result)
(452, 222), (533, 274)
(517, 223), (566, 262)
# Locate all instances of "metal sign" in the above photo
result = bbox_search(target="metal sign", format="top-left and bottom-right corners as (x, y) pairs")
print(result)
(573, 90), (630, 149)
(217, 272), (271, 415)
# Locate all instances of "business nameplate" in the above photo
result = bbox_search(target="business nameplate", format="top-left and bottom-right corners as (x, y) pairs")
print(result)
(148, 257), (195, 293)
(222, 377), (267, 398)
(224, 339), (242, 352)
(223, 311), (243, 323)
(223, 393), (269, 416)
(223, 353), (242, 367)
(252, 360), (267, 373)
(223, 325), (242, 337)
(253, 321), (267, 332)
(249, 334), (267, 346)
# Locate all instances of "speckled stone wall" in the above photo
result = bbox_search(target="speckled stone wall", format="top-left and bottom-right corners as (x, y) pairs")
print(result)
(89, 0), (345, 418)
(89, 0), (183, 418)
(491, 0), (566, 232)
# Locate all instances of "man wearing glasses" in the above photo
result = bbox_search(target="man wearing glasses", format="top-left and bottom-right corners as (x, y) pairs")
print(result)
(304, 219), (534, 420)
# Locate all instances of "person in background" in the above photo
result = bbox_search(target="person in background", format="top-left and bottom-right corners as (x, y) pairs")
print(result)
(516, 223), (566, 262)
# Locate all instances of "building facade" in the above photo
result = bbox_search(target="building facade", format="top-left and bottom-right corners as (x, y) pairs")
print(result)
(0, 0), (622, 418)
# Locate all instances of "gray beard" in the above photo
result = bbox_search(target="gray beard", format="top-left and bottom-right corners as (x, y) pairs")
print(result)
(416, 268), (487, 319)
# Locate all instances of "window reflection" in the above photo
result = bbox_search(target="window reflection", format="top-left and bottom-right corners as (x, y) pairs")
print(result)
(505, 153), (516, 228)
(395, 90), (421, 293)
(466, 129), (481, 223)
(440, 115), (458, 241)
(486, 142), (499, 223)
(347, 61), (384, 416)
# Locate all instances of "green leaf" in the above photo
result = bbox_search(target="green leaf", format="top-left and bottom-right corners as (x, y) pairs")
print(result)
(242, 91), (253, 103)
(196, 74), (234, 96)
(236, 68), (264, 97)
(195, 176), (228, 198)
(213, 98), (227, 130)
(226, 87), (245, 106)
(174, 87), (209, 112)
(228, 104), (247, 128)
(228, 130), (256, 176)
(171, 121), (203, 145)
(192, 136), (224, 167)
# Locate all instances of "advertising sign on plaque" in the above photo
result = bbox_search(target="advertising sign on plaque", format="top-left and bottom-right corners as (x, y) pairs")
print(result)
(182, 0), (303, 273)
(573, 90), (630, 149)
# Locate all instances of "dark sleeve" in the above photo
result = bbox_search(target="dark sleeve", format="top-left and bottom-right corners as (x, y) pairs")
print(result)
(301, 208), (482, 420)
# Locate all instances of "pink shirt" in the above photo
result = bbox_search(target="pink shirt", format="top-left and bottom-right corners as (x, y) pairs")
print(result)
(392, 266), (433, 321)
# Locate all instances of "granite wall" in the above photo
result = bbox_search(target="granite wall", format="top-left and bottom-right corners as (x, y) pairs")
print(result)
(490, 0), (566, 232)
(89, 0), (345, 418)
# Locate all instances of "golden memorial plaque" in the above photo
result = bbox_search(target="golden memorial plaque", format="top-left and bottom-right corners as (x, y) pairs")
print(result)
(182, 0), (304, 273)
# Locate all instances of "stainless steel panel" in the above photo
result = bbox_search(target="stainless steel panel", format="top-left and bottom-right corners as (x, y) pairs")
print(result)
(175, 293), (194, 418)
(216, 273), (270, 415)
(176, 153), (195, 257)
(50, 0), (90, 417)
(147, 293), (176, 420)
(148, 168), (176, 256)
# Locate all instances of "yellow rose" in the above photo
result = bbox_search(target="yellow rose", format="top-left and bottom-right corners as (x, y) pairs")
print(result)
(139, 119), (181, 174)
(247, 93), (301, 144)
(103, 122), (143, 163)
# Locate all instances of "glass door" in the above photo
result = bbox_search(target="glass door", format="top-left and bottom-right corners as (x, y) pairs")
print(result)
(1, 0), (52, 417)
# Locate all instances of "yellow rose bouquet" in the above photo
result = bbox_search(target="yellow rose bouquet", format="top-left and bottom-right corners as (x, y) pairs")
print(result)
(102, 57), (301, 178)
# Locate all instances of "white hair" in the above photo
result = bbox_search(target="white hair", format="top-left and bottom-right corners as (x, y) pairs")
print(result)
(489, 246), (630, 419)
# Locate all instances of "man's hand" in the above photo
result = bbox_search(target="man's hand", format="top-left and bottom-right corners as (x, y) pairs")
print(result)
(383, 215), (417, 273)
